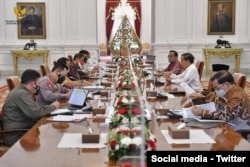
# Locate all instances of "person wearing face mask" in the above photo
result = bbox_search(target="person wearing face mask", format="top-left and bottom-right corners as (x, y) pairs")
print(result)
(192, 70), (250, 142)
(1, 69), (59, 146)
(79, 50), (99, 73)
(165, 52), (203, 92)
(36, 64), (71, 107)
(55, 57), (92, 88)
(68, 52), (98, 81)
(68, 53), (90, 80)
(157, 50), (184, 75)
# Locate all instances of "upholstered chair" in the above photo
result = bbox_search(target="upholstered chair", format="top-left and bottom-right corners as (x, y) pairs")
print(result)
(233, 72), (246, 89)
(40, 64), (50, 77)
(6, 76), (20, 91)
(195, 60), (204, 81)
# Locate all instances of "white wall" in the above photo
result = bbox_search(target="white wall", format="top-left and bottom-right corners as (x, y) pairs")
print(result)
(153, 0), (250, 73)
(0, 0), (250, 76)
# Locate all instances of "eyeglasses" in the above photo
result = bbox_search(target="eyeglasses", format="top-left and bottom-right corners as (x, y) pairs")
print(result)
(213, 84), (224, 91)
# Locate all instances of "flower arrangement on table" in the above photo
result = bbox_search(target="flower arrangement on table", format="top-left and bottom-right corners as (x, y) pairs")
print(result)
(107, 55), (157, 165)
(118, 60), (128, 68)
(116, 80), (136, 90)
(115, 95), (140, 107)
(109, 111), (150, 129)
(119, 69), (131, 75)
(108, 127), (156, 161)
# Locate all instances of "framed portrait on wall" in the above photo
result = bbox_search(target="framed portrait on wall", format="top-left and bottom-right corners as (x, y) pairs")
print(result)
(207, 0), (235, 35)
(16, 2), (46, 39)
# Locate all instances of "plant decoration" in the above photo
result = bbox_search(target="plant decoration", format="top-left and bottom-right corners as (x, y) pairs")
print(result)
(108, 127), (156, 161)
(107, 54), (156, 163)
(116, 70), (136, 91)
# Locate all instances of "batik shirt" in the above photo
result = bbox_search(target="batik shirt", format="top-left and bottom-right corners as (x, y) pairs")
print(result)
(165, 60), (184, 75)
(206, 85), (250, 131)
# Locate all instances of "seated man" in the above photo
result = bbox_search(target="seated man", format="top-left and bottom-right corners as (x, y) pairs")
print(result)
(2, 69), (59, 146)
(55, 57), (92, 88)
(68, 53), (96, 80)
(192, 70), (250, 142)
(157, 50), (184, 75)
(165, 52), (203, 92)
(79, 49), (99, 72)
(36, 64), (71, 106)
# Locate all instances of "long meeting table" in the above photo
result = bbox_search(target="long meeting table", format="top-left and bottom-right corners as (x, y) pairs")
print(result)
(1, 101), (250, 166)
(1, 77), (250, 166)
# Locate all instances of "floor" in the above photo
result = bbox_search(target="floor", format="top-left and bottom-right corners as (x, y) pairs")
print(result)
(0, 76), (7, 88)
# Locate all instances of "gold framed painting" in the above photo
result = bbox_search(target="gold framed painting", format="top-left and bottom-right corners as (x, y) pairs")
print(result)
(207, 0), (235, 35)
(16, 2), (46, 39)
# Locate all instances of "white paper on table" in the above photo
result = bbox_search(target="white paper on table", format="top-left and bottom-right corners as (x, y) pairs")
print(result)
(183, 107), (201, 119)
(48, 114), (87, 122)
(50, 109), (71, 115)
(161, 130), (215, 144)
(57, 133), (107, 148)
(183, 102), (217, 119)
(200, 102), (216, 112)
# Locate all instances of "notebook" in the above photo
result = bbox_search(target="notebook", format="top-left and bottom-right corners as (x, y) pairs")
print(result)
(68, 88), (89, 109)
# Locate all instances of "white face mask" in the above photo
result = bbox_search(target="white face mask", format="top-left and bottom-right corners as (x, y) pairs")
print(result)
(215, 89), (226, 98)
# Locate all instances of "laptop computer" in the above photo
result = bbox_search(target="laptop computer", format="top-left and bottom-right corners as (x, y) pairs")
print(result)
(67, 88), (89, 110)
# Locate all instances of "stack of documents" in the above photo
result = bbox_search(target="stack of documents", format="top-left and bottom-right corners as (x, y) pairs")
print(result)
(183, 102), (217, 119)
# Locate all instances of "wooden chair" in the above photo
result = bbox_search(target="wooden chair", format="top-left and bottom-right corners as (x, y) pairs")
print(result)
(6, 76), (20, 91)
(68, 55), (73, 63)
(40, 64), (50, 77)
(0, 109), (28, 157)
(233, 72), (246, 89)
(141, 42), (150, 56)
(99, 43), (107, 56)
(53, 61), (57, 66)
(205, 71), (217, 92)
(195, 60), (204, 81)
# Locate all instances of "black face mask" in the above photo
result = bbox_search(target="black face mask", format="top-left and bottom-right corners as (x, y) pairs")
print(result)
(57, 74), (65, 84)
(84, 57), (88, 63)
(34, 85), (40, 95)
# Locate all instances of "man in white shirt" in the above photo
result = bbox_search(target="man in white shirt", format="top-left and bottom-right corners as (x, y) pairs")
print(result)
(165, 52), (203, 92)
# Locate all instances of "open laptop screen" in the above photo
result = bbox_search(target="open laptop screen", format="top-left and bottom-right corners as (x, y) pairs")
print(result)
(68, 88), (89, 107)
